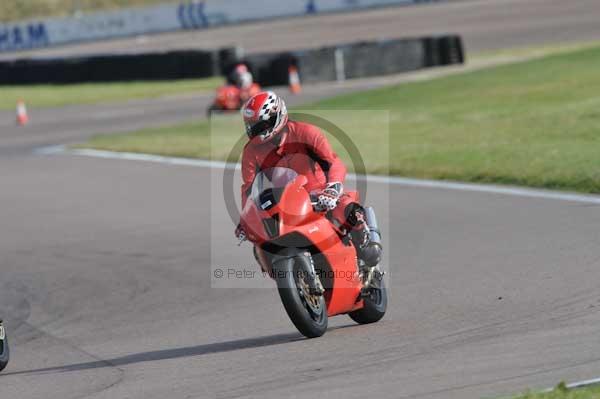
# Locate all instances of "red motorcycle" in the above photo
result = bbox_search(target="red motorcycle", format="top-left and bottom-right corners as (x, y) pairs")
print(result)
(207, 83), (261, 116)
(240, 167), (387, 338)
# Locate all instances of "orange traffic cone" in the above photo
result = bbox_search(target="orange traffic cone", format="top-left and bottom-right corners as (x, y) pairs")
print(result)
(16, 100), (29, 126)
(288, 65), (301, 94)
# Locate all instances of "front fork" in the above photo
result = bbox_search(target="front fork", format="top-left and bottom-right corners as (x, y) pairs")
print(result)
(304, 251), (325, 295)
(253, 246), (271, 275)
(255, 246), (324, 295)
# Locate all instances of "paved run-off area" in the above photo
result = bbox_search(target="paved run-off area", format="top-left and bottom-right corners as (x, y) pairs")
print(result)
(2, 1), (600, 398)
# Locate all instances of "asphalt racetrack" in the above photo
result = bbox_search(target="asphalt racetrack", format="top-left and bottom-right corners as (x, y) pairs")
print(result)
(2, 1), (600, 398)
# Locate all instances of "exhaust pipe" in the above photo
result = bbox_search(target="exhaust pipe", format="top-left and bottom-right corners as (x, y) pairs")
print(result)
(361, 207), (383, 267)
(364, 207), (382, 246)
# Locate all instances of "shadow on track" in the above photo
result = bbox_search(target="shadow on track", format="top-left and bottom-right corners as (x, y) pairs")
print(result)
(0, 332), (306, 377)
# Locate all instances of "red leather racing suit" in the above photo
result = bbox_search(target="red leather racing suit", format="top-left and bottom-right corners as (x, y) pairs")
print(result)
(240, 120), (354, 225)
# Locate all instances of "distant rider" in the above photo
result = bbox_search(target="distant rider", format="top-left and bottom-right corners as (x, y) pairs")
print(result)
(234, 91), (382, 268)
(230, 64), (261, 105)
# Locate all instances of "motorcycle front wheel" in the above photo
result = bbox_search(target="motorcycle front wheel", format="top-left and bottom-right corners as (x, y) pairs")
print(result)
(274, 251), (328, 338)
(0, 321), (9, 372)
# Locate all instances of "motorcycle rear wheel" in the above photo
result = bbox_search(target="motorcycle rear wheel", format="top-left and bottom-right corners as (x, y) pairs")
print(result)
(274, 251), (328, 338)
(349, 279), (387, 325)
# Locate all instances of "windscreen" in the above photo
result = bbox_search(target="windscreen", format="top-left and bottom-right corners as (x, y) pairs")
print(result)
(249, 167), (298, 210)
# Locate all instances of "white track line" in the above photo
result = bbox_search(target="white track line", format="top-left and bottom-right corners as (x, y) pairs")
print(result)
(542, 376), (600, 393)
(35, 145), (600, 206)
(566, 377), (600, 389)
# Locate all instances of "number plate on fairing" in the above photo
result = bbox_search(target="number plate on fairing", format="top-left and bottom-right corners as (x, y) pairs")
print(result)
(0, 325), (5, 340)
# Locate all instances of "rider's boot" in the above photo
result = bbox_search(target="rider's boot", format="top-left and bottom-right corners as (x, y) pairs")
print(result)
(349, 206), (383, 269)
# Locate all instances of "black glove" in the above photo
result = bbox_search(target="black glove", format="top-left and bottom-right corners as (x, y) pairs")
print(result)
(235, 223), (246, 242)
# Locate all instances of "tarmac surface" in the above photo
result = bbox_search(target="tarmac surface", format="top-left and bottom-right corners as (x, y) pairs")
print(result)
(2, 1), (600, 398)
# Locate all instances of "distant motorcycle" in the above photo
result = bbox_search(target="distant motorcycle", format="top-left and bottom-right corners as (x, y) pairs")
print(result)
(239, 167), (387, 338)
(0, 319), (9, 372)
(207, 83), (261, 116)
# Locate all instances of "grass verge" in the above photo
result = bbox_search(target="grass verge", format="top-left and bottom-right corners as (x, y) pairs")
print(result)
(1, 1), (174, 23)
(512, 382), (600, 399)
(0, 78), (222, 110)
(78, 44), (600, 193)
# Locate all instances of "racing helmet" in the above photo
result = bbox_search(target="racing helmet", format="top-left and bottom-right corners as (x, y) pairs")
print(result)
(230, 64), (253, 89)
(241, 91), (288, 143)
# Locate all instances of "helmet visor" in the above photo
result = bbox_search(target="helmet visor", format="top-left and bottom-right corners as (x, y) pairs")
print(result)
(247, 114), (277, 139)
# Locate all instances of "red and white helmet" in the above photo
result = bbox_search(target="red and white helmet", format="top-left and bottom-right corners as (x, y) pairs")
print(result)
(241, 91), (288, 143)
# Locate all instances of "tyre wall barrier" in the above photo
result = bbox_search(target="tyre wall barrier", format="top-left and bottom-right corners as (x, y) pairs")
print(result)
(240, 35), (464, 87)
(0, 48), (241, 84)
(0, 35), (463, 85)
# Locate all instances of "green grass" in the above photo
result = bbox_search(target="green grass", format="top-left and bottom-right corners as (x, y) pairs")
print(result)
(511, 382), (600, 399)
(79, 44), (600, 193)
(470, 40), (600, 62)
(0, 78), (222, 110)
(1, 1), (175, 22)
(81, 119), (213, 159)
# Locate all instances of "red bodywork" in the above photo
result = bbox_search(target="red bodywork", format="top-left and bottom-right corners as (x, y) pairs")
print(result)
(240, 168), (364, 316)
(212, 84), (261, 111)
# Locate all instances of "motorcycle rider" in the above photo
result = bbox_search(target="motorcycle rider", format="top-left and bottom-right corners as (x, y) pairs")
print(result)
(235, 91), (382, 269)
(209, 64), (262, 114)
(229, 64), (261, 104)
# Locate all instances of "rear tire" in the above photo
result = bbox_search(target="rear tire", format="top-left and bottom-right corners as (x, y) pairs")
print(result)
(0, 323), (9, 372)
(274, 251), (328, 338)
(349, 279), (387, 325)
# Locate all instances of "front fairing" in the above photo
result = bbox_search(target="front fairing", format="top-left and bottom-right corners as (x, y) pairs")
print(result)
(240, 173), (318, 244)
(215, 85), (241, 109)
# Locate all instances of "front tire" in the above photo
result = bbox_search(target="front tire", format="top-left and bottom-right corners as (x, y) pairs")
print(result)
(0, 322), (9, 372)
(274, 252), (328, 338)
(349, 279), (387, 325)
